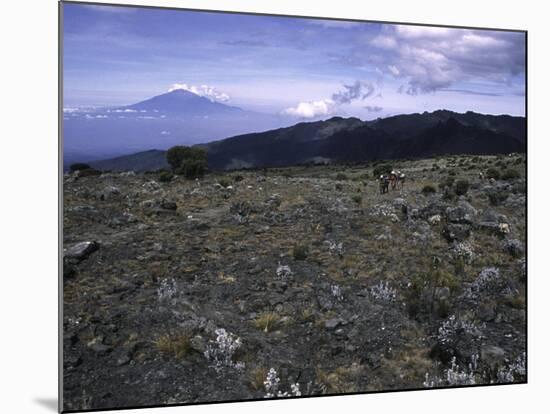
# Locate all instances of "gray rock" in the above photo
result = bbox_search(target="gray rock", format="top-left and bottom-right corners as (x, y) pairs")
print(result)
(160, 200), (177, 210)
(445, 201), (476, 224)
(434, 287), (450, 301)
(502, 239), (523, 257)
(64, 241), (99, 262)
(325, 318), (342, 330)
(481, 345), (506, 368)
(190, 335), (207, 353)
(99, 185), (120, 200)
(442, 224), (471, 242)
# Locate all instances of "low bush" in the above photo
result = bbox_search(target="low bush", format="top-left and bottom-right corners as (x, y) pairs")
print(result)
(254, 312), (282, 332)
(421, 184), (437, 195)
(501, 169), (520, 180)
(372, 164), (392, 177)
(218, 178), (231, 188)
(69, 163), (91, 172)
(487, 190), (509, 206)
(167, 145), (208, 179)
(486, 168), (500, 180)
(454, 179), (470, 196)
(158, 171), (173, 182)
(293, 244), (309, 260)
(155, 333), (192, 358)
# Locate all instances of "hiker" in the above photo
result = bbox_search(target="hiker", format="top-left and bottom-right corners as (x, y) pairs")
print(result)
(379, 175), (390, 194)
(479, 171), (484, 180)
(398, 171), (406, 189)
(389, 170), (398, 190)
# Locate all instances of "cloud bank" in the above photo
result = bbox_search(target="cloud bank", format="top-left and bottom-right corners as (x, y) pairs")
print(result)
(368, 25), (525, 95)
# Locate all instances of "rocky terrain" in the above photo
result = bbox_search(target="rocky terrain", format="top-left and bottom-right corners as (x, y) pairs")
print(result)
(63, 154), (526, 411)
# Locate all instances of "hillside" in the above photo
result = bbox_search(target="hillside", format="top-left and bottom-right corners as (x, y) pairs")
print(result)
(63, 154), (526, 410)
(205, 111), (525, 170)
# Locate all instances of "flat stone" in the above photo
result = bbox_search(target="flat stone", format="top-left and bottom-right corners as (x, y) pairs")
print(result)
(64, 241), (99, 261)
(325, 318), (342, 330)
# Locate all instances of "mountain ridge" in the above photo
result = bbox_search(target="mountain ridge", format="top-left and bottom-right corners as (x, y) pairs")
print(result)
(85, 109), (525, 172)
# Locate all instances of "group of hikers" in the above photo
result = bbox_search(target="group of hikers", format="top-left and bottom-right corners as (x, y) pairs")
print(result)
(379, 170), (406, 194)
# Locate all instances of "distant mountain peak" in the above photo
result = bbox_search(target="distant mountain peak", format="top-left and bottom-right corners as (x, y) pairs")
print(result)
(125, 89), (243, 114)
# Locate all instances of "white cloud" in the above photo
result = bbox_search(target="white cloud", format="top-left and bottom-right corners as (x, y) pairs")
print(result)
(371, 35), (398, 50)
(394, 25), (453, 39)
(388, 65), (400, 76)
(366, 26), (525, 95)
(283, 99), (336, 118)
(168, 83), (230, 103)
(283, 80), (379, 118)
(160, 130), (171, 135)
(307, 20), (362, 29)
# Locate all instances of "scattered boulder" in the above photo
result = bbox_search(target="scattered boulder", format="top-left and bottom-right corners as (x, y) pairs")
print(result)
(325, 318), (343, 330)
(502, 239), (523, 257)
(98, 185), (120, 201)
(428, 215), (441, 225)
(445, 205), (473, 224)
(64, 241), (99, 262)
(160, 200), (177, 211)
(480, 345), (506, 368)
(442, 223), (471, 243)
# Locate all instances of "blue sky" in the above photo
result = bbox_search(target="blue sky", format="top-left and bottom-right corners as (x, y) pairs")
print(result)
(63, 2), (526, 119)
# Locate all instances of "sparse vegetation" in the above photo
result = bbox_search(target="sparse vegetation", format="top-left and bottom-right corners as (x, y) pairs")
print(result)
(486, 167), (501, 180)
(155, 333), (192, 358)
(421, 184), (437, 195)
(372, 163), (392, 177)
(454, 179), (469, 196)
(158, 170), (173, 182)
(501, 168), (520, 180)
(254, 312), (283, 332)
(292, 244), (309, 260)
(64, 153), (526, 408)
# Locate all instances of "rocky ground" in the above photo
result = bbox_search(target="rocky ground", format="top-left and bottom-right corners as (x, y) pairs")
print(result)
(63, 154), (526, 411)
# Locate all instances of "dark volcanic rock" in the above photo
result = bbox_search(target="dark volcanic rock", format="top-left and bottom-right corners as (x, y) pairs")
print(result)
(442, 223), (471, 242)
(64, 241), (99, 262)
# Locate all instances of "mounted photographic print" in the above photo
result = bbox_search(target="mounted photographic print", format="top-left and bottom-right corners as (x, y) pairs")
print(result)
(60, 1), (527, 412)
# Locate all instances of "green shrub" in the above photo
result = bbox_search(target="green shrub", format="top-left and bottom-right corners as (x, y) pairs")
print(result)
(486, 168), (500, 180)
(335, 173), (348, 180)
(406, 266), (458, 317)
(487, 190), (508, 206)
(439, 176), (455, 190)
(351, 194), (362, 204)
(372, 164), (392, 178)
(501, 169), (520, 180)
(176, 158), (208, 179)
(69, 163), (91, 172)
(218, 178), (231, 188)
(159, 171), (173, 182)
(292, 244), (309, 260)
(167, 146), (208, 179)
(421, 184), (437, 195)
(454, 179), (469, 196)
(233, 174), (244, 182)
(77, 168), (101, 177)
(442, 188), (457, 202)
